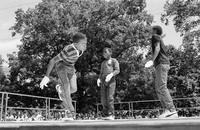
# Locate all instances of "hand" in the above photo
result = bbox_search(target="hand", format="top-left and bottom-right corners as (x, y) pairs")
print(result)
(105, 73), (113, 82)
(40, 76), (50, 89)
(97, 78), (101, 87)
(145, 60), (154, 68)
(108, 59), (112, 65)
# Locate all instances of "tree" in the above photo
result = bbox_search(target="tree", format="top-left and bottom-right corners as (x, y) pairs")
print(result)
(161, 0), (200, 46)
(0, 55), (6, 87)
(10, 0), (154, 112)
(165, 44), (200, 110)
(161, 0), (200, 111)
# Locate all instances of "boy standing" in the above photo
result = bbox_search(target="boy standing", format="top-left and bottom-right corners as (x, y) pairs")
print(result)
(97, 47), (120, 120)
(40, 32), (87, 120)
(145, 25), (178, 118)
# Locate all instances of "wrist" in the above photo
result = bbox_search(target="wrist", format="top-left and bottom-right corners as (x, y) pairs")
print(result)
(44, 76), (50, 81)
(45, 75), (49, 78)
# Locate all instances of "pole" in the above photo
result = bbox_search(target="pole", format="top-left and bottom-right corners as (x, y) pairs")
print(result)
(4, 93), (8, 121)
(0, 93), (4, 121)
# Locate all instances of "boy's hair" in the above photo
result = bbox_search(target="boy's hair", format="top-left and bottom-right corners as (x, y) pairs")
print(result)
(152, 25), (163, 35)
(104, 40), (113, 53)
(103, 47), (112, 54)
(72, 32), (86, 43)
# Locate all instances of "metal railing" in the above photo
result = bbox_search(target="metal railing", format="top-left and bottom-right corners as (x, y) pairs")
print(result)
(96, 96), (200, 118)
(0, 92), (76, 121)
(1, 91), (200, 120)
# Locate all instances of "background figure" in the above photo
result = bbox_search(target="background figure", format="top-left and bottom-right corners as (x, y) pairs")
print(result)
(40, 32), (87, 121)
(97, 46), (120, 120)
(145, 25), (178, 118)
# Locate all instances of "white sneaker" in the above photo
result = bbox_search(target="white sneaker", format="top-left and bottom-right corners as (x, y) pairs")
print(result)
(56, 84), (63, 101)
(104, 115), (115, 120)
(62, 117), (74, 121)
(56, 84), (62, 93)
(159, 110), (178, 119)
(62, 111), (76, 121)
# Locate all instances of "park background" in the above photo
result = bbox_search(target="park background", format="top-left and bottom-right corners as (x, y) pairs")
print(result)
(0, 0), (200, 118)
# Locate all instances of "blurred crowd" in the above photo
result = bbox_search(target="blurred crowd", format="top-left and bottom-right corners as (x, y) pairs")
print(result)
(2, 108), (200, 121)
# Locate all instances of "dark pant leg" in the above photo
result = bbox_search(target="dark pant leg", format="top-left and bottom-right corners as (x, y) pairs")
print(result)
(155, 64), (176, 112)
(107, 81), (116, 116)
(101, 82), (108, 117)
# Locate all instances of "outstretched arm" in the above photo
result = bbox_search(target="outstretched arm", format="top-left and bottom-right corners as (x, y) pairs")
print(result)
(46, 55), (62, 77)
(40, 54), (62, 89)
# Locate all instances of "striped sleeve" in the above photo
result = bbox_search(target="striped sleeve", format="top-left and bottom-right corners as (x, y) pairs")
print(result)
(58, 44), (79, 64)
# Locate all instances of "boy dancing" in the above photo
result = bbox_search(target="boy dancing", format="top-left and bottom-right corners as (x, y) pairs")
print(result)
(97, 46), (120, 120)
(145, 25), (178, 118)
(40, 32), (87, 120)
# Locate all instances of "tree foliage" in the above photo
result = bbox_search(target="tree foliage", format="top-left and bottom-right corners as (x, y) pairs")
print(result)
(7, 0), (200, 113)
(9, 0), (154, 112)
(161, 0), (200, 100)
(0, 55), (6, 87)
(161, 0), (200, 45)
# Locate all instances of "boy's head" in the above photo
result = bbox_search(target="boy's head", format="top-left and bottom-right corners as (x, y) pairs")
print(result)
(152, 25), (163, 36)
(73, 32), (87, 51)
(103, 47), (112, 59)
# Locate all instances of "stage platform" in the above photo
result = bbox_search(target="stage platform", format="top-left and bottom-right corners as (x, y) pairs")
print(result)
(1, 117), (200, 130)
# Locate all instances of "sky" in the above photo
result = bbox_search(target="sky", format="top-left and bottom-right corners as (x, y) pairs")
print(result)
(145, 0), (182, 47)
(0, 0), (183, 67)
(0, 0), (42, 66)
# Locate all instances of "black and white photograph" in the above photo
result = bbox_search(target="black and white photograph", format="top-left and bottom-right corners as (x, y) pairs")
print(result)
(0, 0), (200, 130)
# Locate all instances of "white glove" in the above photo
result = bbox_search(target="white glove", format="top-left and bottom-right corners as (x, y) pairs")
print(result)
(108, 59), (112, 64)
(105, 73), (114, 82)
(40, 76), (50, 89)
(145, 60), (154, 68)
(97, 79), (101, 87)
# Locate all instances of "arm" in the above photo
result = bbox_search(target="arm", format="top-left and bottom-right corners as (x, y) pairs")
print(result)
(98, 62), (104, 80)
(46, 55), (62, 77)
(145, 35), (161, 68)
(112, 59), (120, 76)
(152, 41), (160, 62)
(151, 35), (161, 62)
(97, 62), (104, 86)
(40, 54), (62, 89)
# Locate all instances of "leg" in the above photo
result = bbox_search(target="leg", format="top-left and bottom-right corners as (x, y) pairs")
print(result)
(56, 63), (75, 112)
(101, 82), (108, 117)
(107, 81), (116, 116)
(69, 73), (77, 94)
(155, 64), (176, 112)
(155, 78), (166, 110)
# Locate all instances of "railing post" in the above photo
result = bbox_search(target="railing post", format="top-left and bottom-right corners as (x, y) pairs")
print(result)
(74, 101), (76, 117)
(4, 93), (8, 121)
(97, 104), (99, 117)
(48, 98), (50, 120)
(0, 93), (4, 121)
(45, 98), (51, 120)
(45, 98), (48, 120)
(128, 102), (131, 117)
(131, 102), (133, 117)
